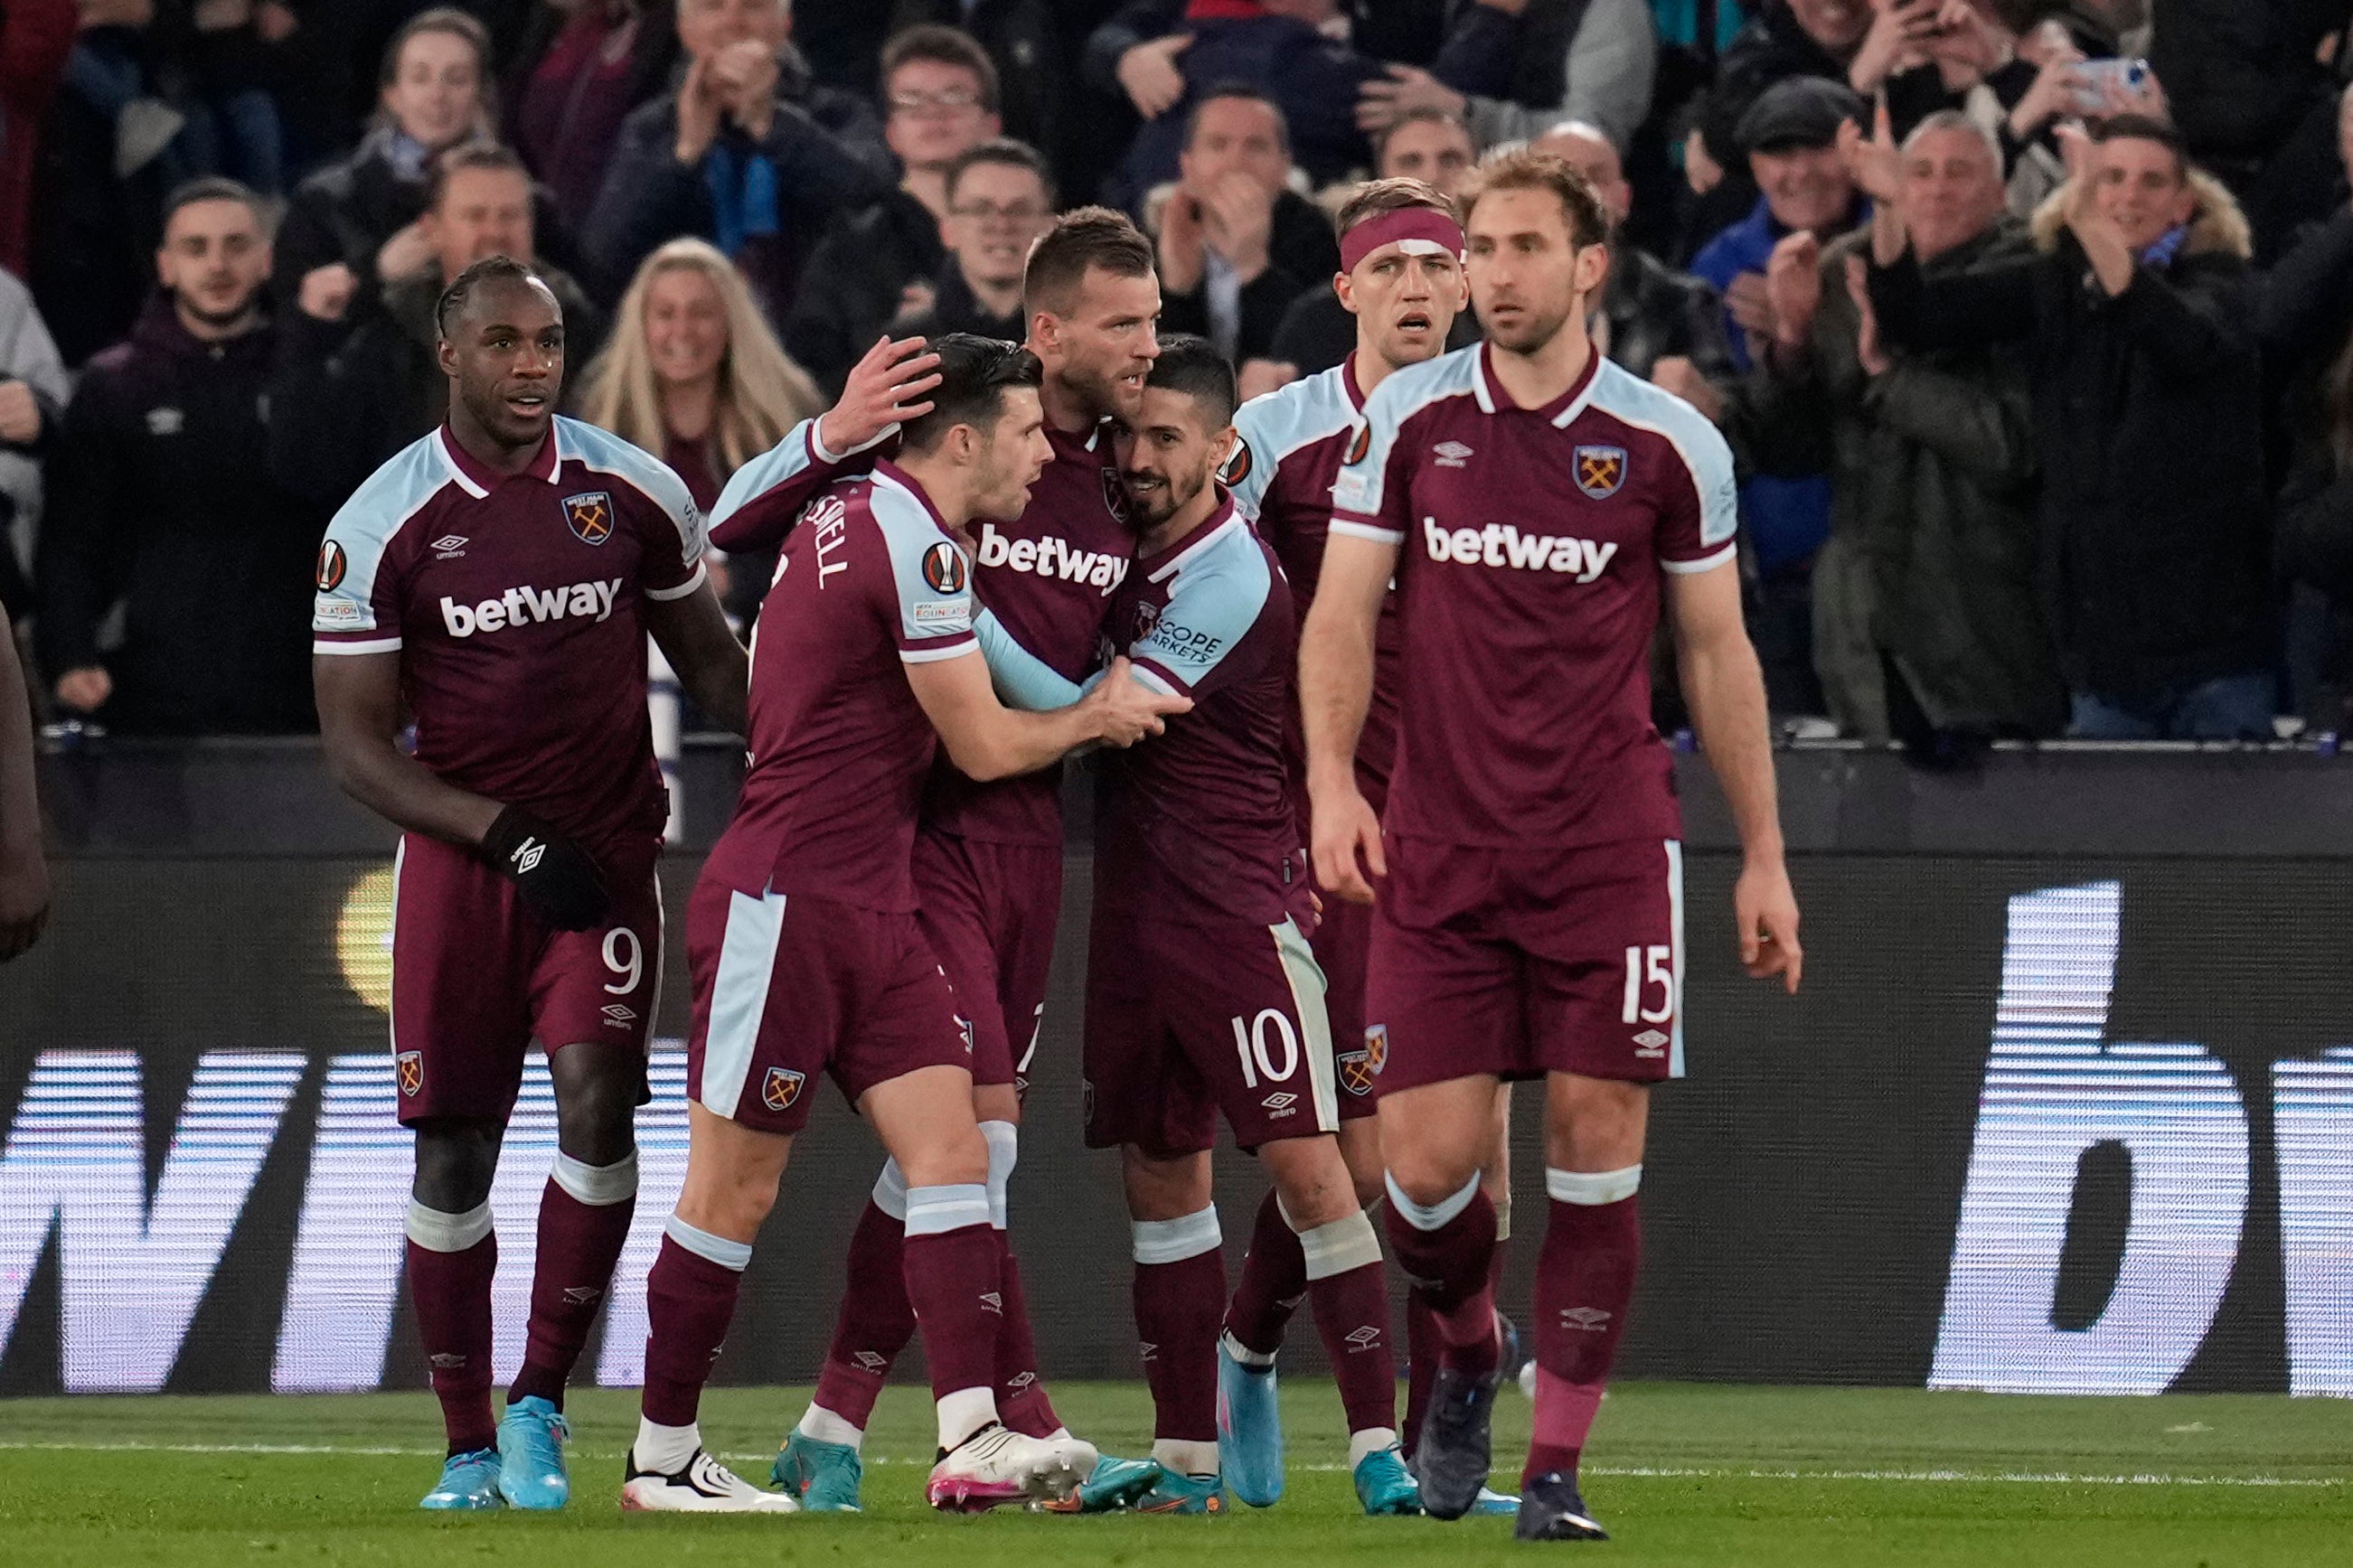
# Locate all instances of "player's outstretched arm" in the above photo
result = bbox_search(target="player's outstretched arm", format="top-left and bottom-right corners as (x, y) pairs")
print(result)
(0, 603), (49, 962)
(315, 651), (610, 930)
(1298, 530), (1397, 905)
(1668, 562), (1802, 993)
(707, 336), (940, 555)
(906, 648), (1188, 782)
(645, 579), (749, 737)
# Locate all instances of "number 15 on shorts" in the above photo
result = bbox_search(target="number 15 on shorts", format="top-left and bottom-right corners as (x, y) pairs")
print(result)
(1623, 944), (1675, 1026)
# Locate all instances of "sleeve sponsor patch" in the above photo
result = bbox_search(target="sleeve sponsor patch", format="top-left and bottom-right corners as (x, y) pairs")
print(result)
(315, 540), (347, 592)
(314, 597), (365, 627)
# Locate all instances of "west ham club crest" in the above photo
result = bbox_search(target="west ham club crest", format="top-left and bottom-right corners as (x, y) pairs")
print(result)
(562, 490), (615, 544)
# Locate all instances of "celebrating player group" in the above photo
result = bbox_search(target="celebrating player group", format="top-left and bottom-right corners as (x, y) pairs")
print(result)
(312, 144), (1802, 1542)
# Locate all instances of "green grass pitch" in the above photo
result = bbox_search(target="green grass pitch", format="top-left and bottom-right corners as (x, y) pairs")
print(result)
(3, 1381), (2348, 1565)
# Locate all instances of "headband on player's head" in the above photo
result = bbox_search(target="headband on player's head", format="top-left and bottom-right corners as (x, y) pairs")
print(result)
(1339, 207), (1466, 276)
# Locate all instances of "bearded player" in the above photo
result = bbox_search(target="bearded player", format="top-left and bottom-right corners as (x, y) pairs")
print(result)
(623, 335), (1184, 1513)
(701, 211), (1165, 1510)
(978, 337), (1419, 1518)
(314, 256), (751, 1511)
(1216, 175), (1515, 1516)
(1302, 150), (1803, 1541)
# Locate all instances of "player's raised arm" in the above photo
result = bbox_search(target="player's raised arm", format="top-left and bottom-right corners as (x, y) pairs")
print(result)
(707, 335), (939, 554)
(1300, 530), (1399, 906)
(1668, 561), (1802, 993)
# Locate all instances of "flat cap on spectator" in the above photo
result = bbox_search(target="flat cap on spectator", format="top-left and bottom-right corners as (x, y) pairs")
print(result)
(1737, 77), (1868, 155)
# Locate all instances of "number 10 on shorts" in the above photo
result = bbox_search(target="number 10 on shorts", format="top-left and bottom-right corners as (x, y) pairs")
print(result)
(1231, 1009), (1301, 1088)
(1623, 944), (1675, 1026)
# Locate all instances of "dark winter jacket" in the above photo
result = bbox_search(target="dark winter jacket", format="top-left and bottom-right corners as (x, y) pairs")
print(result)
(1157, 188), (1341, 366)
(891, 259), (1026, 343)
(783, 188), (947, 396)
(1087, 2), (1518, 208)
(1737, 227), (2060, 737)
(2151, 0), (2341, 165)
(35, 299), (320, 734)
(1599, 244), (1735, 385)
(1868, 176), (2274, 703)
(582, 48), (891, 312)
(267, 265), (606, 512)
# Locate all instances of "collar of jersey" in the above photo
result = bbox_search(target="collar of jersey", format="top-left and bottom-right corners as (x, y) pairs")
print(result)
(1144, 499), (1240, 583)
(436, 423), (562, 497)
(1473, 341), (1604, 428)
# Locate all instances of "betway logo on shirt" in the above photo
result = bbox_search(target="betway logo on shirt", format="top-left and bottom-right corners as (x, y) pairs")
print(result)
(1422, 517), (1618, 582)
(974, 522), (1130, 594)
(440, 578), (621, 637)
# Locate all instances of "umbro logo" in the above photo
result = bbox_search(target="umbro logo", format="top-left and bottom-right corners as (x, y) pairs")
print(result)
(428, 1352), (467, 1369)
(1433, 440), (1473, 467)
(1560, 1306), (1614, 1331)
(853, 1350), (888, 1372)
(1262, 1092), (1297, 1117)
(1344, 1325), (1382, 1351)
(1138, 1341), (1159, 1360)
(1006, 1370), (1037, 1391)
(431, 534), (469, 559)
(512, 839), (547, 874)
(563, 1285), (603, 1305)
(1634, 1029), (1668, 1047)
(602, 1003), (637, 1026)
(980, 1291), (1003, 1315)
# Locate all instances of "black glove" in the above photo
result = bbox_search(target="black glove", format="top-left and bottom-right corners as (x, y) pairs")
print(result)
(481, 806), (610, 931)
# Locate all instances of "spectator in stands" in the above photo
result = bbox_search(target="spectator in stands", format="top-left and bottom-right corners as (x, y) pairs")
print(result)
(1088, 0), (1521, 209)
(890, 138), (1054, 343)
(1693, 74), (1868, 371)
(270, 145), (604, 509)
(1733, 108), (2058, 750)
(0, 0), (73, 281)
(1154, 86), (1341, 366)
(889, 0), (1075, 192)
(178, 0), (301, 196)
(1688, 0), (1868, 250)
(1247, 108), (1479, 391)
(0, 599), (44, 962)
(785, 24), (999, 393)
(272, 9), (499, 313)
(1538, 119), (1735, 389)
(1868, 115), (2275, 739)
(2151, 0), (2340, 252)
(37, 180), (317, 735)
(1355, 0), (1659, 158)
(0, 273), (67, 626)
(575, 235), (821, 622)
(506, 0), (683, 230)
(585, 0), (891, 321)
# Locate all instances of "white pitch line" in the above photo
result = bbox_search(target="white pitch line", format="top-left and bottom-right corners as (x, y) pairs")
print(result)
(1, 1441), (2338, 1489)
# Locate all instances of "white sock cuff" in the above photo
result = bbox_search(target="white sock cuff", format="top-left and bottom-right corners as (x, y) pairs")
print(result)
(871, 1159), (908, 1222)
(551, 1150), (638, 1207)
(1347, 1426), (1400, 1468)
(797, 1404), (866, 1450)
(1296, 1207), (1382, 1281)
(1547, 1164), (1642, 1206)
(980, 1121), (1017, 1230)
(405, 1198), (494, 1253)
(664, 1213), (753, 1270)
(1493, 1185), (1512, 1243)
(1132, 1205), (1221, 1264)
(905, 1182), (992, 1236)
(1384, 1169), (1482, 1232)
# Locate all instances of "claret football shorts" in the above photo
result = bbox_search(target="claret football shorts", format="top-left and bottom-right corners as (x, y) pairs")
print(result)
(910, 829), (1062, 1098)
(682, 876), (974, 1136)
(1366, 835), (1686, 1093)
(1083, 903), (1341, 1157)
(387, 831), (662, 1125)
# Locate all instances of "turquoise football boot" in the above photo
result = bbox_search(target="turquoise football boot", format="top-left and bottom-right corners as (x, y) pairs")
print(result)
(1353, 1445), (1422, 1516)
(419, 1448), (504, 1510)
(495, 1396), (569, 1509)
(1040, 1453), (1164, 1513)
(1131, 1468), (1227, 1515)
(773, 1428), (864, 1512)
(1217, 1336), (1284, 1507)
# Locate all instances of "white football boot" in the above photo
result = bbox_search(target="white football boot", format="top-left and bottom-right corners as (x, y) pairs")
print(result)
(621, 1447), (801, 1513)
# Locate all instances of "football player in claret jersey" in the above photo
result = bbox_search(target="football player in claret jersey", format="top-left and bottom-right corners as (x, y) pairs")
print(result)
(984, 337), (1417, 1518)
(625, 337), (1185, 1515)
(1302, 151), (1803, 1540)
(1219, 175), (1516, 1516)
(698, 211), (1164, 1511)
(312, 257), (752, 1512)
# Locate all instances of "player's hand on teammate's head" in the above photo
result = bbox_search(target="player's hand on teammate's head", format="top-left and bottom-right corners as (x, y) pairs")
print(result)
(1308, 784), (1385, 906)
(481, 806), (613, 933)
(818, 334), (944, 457)
(1087, 656), (1191, 746)
(1735, 858), (1803, 994)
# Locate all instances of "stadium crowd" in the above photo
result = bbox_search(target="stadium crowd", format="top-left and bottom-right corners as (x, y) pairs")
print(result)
(0, 0), (2346, 747)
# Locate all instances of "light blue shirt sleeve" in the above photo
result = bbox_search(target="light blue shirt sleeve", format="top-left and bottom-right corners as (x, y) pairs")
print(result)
(976, 608), (1089, 710)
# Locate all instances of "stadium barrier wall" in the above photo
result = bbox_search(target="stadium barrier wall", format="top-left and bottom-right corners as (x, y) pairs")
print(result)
(4, 740), (2349, 1397)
